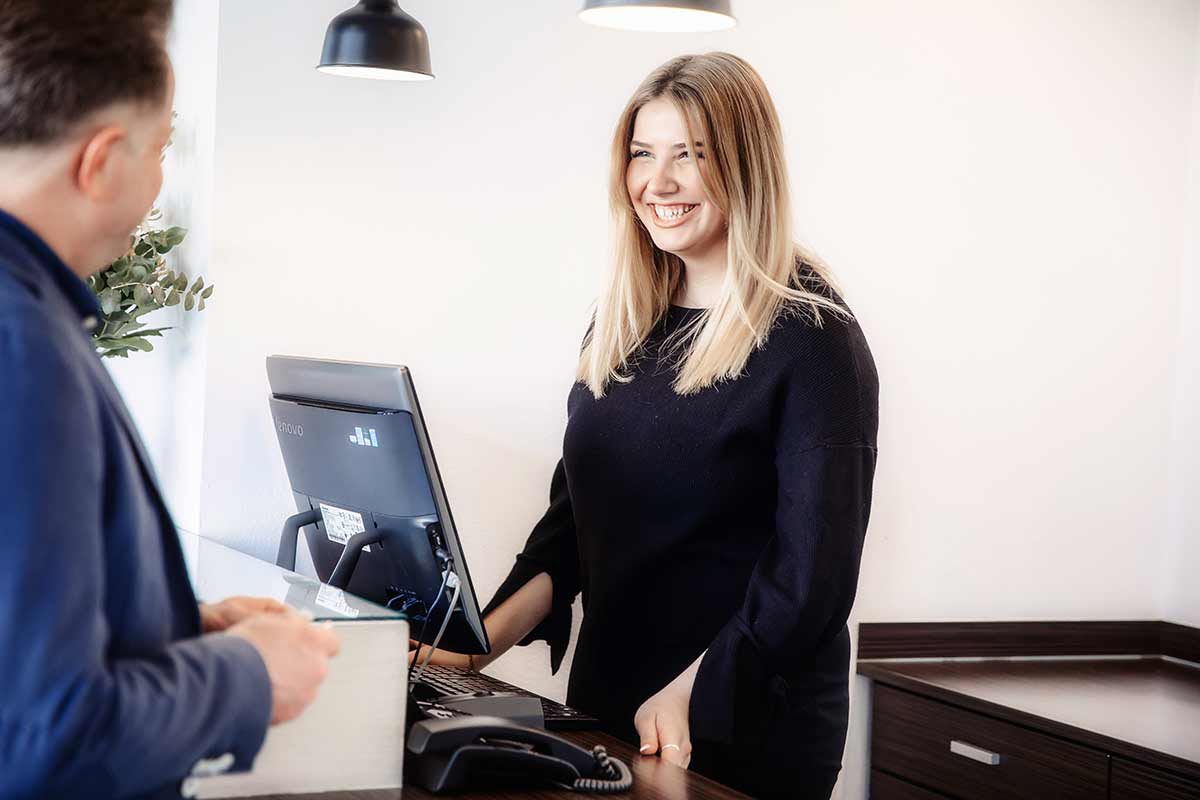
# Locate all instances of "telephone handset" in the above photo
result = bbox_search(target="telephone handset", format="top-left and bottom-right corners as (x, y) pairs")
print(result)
(405, 715), (633, 794)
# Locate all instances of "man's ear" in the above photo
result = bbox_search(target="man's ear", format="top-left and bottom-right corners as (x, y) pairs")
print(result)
(75, 125), (127, 201)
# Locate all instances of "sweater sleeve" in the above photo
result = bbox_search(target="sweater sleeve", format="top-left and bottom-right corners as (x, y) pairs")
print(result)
(479, 456), (581, 674)
(688, 315), (879, 746)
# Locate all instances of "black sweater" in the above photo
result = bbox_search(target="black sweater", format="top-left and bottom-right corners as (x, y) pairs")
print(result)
(481, 280), (878, 785)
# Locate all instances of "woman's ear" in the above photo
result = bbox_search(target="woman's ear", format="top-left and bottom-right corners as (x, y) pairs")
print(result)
(75, 125), (126, 201)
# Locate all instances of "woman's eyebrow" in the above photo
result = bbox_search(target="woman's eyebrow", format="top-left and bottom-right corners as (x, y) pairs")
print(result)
(630, 140), (704, 149)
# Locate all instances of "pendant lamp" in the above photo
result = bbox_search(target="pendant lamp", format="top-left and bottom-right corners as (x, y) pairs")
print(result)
(579, 0), (736, 32)
(317, 0), (434, 81)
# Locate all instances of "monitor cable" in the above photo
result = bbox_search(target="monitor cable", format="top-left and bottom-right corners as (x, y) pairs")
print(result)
(410, 572), (461, 685)
(408, 547), (455, 686)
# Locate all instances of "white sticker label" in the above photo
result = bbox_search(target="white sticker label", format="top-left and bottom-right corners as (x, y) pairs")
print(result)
(319, 503), (370, 552)
(315, 584), (360, 618)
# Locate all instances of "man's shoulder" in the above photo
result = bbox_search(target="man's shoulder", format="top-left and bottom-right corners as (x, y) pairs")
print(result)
(0, 269), (92, 386)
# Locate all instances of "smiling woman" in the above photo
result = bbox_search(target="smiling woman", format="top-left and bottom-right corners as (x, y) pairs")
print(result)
(430, 51), (879, 800)
(508, 52), (878, 799)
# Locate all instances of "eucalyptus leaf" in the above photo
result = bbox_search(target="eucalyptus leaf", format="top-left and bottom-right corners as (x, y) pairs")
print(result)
(190, 275), (204, 293)
(184, 293), (195, 312)
(121, 337), (155, 352)
(201, 285), (214, 299)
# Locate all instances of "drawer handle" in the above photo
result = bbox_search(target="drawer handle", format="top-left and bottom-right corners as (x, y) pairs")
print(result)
(950, 740), (1002, 766)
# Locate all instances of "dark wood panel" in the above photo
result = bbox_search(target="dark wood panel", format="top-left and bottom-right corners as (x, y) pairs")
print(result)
(1160, 622), (1200, 666)
(871, 684), (1109, 800)
(1111, 757), (1200, 800)
(857, 620), (1200, 664)
(215, 728), (751, 799)
(857, 621), (1158, 660)
(870, 770), (953, 799)
(859, 658), (1200, 783)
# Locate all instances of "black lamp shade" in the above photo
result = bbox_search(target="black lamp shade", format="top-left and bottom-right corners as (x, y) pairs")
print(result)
(318, 1), (434, 81)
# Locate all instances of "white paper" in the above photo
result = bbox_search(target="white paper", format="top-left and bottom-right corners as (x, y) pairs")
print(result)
(315, 584), (360, 619)
(319, 503), (370, 552)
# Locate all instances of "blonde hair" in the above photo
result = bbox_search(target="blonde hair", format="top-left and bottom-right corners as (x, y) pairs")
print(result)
(577, 52), (852, 398)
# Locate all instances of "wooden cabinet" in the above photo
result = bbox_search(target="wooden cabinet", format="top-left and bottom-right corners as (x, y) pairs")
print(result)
(861, 662), (1200, 800)
(871, 685), (1108, 800)
(858, 622), (1200, 800)
(1111, 758), (1200, 800)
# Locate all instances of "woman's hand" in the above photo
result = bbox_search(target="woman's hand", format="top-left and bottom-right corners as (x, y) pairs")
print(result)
(634, 681), (693, 768)
(633, 650), (706, 769)
(199, 596), (289, 633)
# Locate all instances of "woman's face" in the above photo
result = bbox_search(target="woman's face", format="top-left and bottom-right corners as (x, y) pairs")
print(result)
(625, 98), (727, 261)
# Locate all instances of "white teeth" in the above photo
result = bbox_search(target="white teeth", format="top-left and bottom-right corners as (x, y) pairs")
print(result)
(653, 204), (697, 221)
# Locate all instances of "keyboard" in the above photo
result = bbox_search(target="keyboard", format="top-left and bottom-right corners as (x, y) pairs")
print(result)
(414, 663), (599, 730)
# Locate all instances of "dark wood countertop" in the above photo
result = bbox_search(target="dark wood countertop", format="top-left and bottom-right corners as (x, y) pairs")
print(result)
(218, 728), (750, 800)
(858, 656), (1200, 784)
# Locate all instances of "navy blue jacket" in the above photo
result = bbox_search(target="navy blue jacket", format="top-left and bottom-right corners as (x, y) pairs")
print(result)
(0, 209), (271, 799)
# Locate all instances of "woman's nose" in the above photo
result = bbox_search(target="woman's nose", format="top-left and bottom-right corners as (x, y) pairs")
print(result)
(648, 163), (680, 195)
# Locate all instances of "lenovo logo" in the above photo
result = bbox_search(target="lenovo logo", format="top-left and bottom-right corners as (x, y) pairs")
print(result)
(277, 420), (304, 437)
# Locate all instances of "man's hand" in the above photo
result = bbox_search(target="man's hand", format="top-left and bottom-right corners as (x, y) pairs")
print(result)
(633, 650), (705, 770)
(199, 596), (288, 633)
(227, 611), (341, 725)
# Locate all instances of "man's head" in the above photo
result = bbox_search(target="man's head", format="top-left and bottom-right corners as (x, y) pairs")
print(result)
(0, 0), (175, 276)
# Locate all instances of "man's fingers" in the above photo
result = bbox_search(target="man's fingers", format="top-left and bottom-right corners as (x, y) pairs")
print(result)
(636, 711), (659, 755)
(255, 597), (289, 614)
(307, 621), (341, 656)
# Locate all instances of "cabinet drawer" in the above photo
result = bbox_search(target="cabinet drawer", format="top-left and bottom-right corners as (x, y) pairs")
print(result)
(1111, 757), (1200, 799)
(871, 769), (952, 799)
(871, 684), (1108, 800)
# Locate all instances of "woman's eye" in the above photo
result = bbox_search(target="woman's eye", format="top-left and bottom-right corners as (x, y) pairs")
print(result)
(629, 150), (696, 160)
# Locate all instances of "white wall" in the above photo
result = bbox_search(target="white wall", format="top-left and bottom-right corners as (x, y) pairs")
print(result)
(105, 0), (220, 534)
(1165, 10), (1200, 628)
(106, 1), (1197, 797)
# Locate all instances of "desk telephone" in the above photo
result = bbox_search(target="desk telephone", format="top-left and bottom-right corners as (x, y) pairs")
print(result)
(405, 714), (633, 794)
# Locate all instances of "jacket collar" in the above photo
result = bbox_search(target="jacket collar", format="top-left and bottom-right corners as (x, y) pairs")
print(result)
(0, 206), (103, 327)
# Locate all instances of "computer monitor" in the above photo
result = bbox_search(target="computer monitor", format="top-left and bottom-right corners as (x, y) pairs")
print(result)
(266, 355), (490, 657)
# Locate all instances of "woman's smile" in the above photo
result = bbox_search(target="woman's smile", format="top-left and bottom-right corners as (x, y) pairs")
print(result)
(649, 202), (700, 228)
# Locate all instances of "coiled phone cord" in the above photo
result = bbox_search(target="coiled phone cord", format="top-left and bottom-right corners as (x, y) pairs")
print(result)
(560, 745), (633, 794)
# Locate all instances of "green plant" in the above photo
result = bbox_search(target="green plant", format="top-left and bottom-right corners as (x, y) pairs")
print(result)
(86, 208), (213, 358)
